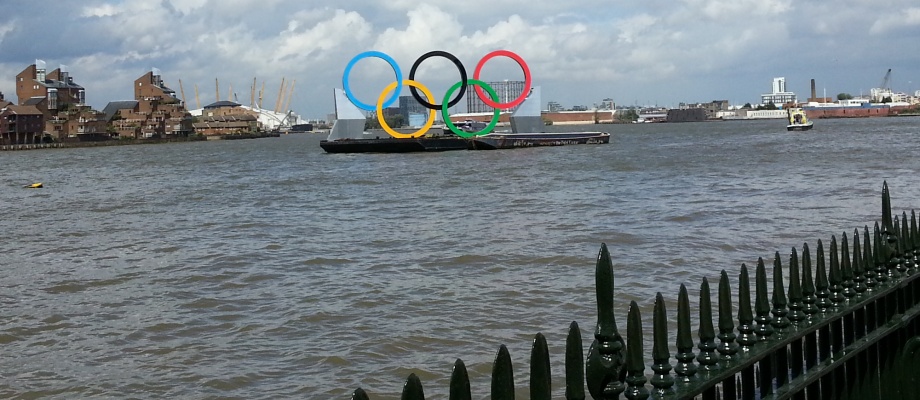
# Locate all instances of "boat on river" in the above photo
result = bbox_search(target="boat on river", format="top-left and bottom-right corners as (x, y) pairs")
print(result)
(319, 87), (609, 153)
(786, 108), (814, 131)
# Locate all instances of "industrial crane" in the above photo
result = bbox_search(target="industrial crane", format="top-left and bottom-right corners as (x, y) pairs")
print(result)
(880, 68), (892, 90)
(872, 69), (893, 103)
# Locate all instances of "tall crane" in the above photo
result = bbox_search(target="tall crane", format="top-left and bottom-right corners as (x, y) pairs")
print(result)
(872, 69), (893, 103)
(880, 68), (892, 90)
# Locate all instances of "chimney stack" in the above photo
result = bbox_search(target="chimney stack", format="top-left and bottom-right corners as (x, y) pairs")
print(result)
(811, 79), (816, 101)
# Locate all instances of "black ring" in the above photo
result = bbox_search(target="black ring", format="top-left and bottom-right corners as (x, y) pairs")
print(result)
(408, 50), (467, 110)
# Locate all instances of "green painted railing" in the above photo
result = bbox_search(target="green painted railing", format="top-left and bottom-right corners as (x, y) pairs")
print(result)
(351, 182), (920, 399)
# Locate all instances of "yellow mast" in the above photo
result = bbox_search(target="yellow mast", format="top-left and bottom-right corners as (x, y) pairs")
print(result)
(250, 77), (256, 109)
(227, 83), (233, 101)
(283, 79), (295, 113)
(274, 77), (286, 113)
(259, 81), (265, 109)
(178, 79), (187, 107)
(194, 84), (200, 109)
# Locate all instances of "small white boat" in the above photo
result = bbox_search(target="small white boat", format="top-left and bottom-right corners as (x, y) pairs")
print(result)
(786, 108), (814, 131)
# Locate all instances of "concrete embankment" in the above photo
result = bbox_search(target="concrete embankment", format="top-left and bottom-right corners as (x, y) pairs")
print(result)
(0, 136), (207, 151)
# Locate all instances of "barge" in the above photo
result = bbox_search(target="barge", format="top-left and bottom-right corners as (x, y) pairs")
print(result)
(320, 87), (609, 153)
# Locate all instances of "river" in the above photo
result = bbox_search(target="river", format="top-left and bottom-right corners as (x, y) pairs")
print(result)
(2, 116), (919, 399)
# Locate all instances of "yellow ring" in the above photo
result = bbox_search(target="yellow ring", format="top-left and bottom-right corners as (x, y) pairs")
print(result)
(376, 80), (436, 138)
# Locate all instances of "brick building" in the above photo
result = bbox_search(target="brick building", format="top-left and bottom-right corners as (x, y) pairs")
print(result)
(103, 69), (193, 138)
(192, 101), (259, 135)
(1, 104), (44, 144)
(14, 60), (109, 140)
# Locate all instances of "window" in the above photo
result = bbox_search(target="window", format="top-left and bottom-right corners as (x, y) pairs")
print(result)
(48, 89), (58, 110)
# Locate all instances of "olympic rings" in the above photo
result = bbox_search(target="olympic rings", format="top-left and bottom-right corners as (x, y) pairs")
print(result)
(441, 79), (500, 138)
(473, 50), (532, 109)
(341, 49), (532, 138)
(376, 80), (436, 139)
(343, 51), (402, 111)
(409, 50), (467, 110)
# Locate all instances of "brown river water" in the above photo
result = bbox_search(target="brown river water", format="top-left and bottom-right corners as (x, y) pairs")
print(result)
(2, 117), (919, 399)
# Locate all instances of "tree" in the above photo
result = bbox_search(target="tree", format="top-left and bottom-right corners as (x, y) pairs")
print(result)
(616, 109), (638, 123)
(742, 103), (753, 109)
(365, 113), (406, 130)
(837, 93), (854, 100)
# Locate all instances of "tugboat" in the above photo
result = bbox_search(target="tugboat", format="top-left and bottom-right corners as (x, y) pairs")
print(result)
(786, 107), (814, 131)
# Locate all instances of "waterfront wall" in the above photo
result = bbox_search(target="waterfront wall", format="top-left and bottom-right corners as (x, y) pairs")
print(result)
(805, 105), (911, 119)
(667, 108), (707, 122)
(0, 136), (206, 151)
(449, 110), (617, 126)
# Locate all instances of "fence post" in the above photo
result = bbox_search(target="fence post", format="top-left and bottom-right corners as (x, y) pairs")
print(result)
(585, 243), (626, 399)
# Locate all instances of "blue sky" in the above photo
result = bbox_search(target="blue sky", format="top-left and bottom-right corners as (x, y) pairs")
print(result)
(1, 0), (918, 119)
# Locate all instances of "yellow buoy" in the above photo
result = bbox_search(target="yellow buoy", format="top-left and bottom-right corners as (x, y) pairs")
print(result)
(25, 182), (43, 188)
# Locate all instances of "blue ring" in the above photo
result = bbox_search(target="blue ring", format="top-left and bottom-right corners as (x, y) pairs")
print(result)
(342, 51), (402, 111)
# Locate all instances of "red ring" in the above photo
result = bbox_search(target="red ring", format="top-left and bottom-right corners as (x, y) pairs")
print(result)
(472, 50), (532, 110)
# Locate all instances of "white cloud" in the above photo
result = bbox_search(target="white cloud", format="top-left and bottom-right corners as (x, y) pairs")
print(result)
(80, 4), (120, 18)
(0, 20), (16, 43)
(681, 0), (792, 20)
(0, 0), (918, 117)
(870, 7), (920, 34)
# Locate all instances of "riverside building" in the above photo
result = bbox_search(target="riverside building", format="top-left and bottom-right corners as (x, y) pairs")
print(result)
(466, 80), (525, 113)
(760, 77), (797, 106)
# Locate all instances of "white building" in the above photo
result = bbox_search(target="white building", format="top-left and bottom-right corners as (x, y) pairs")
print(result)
(761, 77), (797, 105)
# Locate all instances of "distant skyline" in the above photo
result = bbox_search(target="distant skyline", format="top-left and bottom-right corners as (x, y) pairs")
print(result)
(1, 1), (918, 119)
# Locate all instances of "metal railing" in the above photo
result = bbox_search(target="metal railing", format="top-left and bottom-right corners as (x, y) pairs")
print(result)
(351, 182), (920, 399)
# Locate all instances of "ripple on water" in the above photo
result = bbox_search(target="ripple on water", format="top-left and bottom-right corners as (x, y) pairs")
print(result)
(3, 122), (920, 399)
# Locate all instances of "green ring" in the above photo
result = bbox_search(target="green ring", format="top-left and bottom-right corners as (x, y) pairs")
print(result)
(441, 79), (500, 138)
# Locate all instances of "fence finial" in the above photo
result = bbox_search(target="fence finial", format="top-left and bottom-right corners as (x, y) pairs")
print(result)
(449, 359), (471, 400)
(717, 270), (739, 360)
(651, 292), (675, 395)
(737, 265), (756, 348)
(771, 252), (790, 332)
(586, 243), (626, 399)
(787, 248), (807, 324)
(697, 278), (718, 370)
(675, 283), (699, 379)
(352, 388), (370, 400)
(491, 345), (514, 399)
(624, 301), (649, 399)
(754, 258), (775, 340)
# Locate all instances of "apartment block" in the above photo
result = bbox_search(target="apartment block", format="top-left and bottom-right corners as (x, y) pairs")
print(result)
(14, 60), (108, 140)
(103, 69), (193, 138)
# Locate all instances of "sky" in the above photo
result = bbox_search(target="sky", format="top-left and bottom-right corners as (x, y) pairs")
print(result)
(1, 0), (919, 120)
